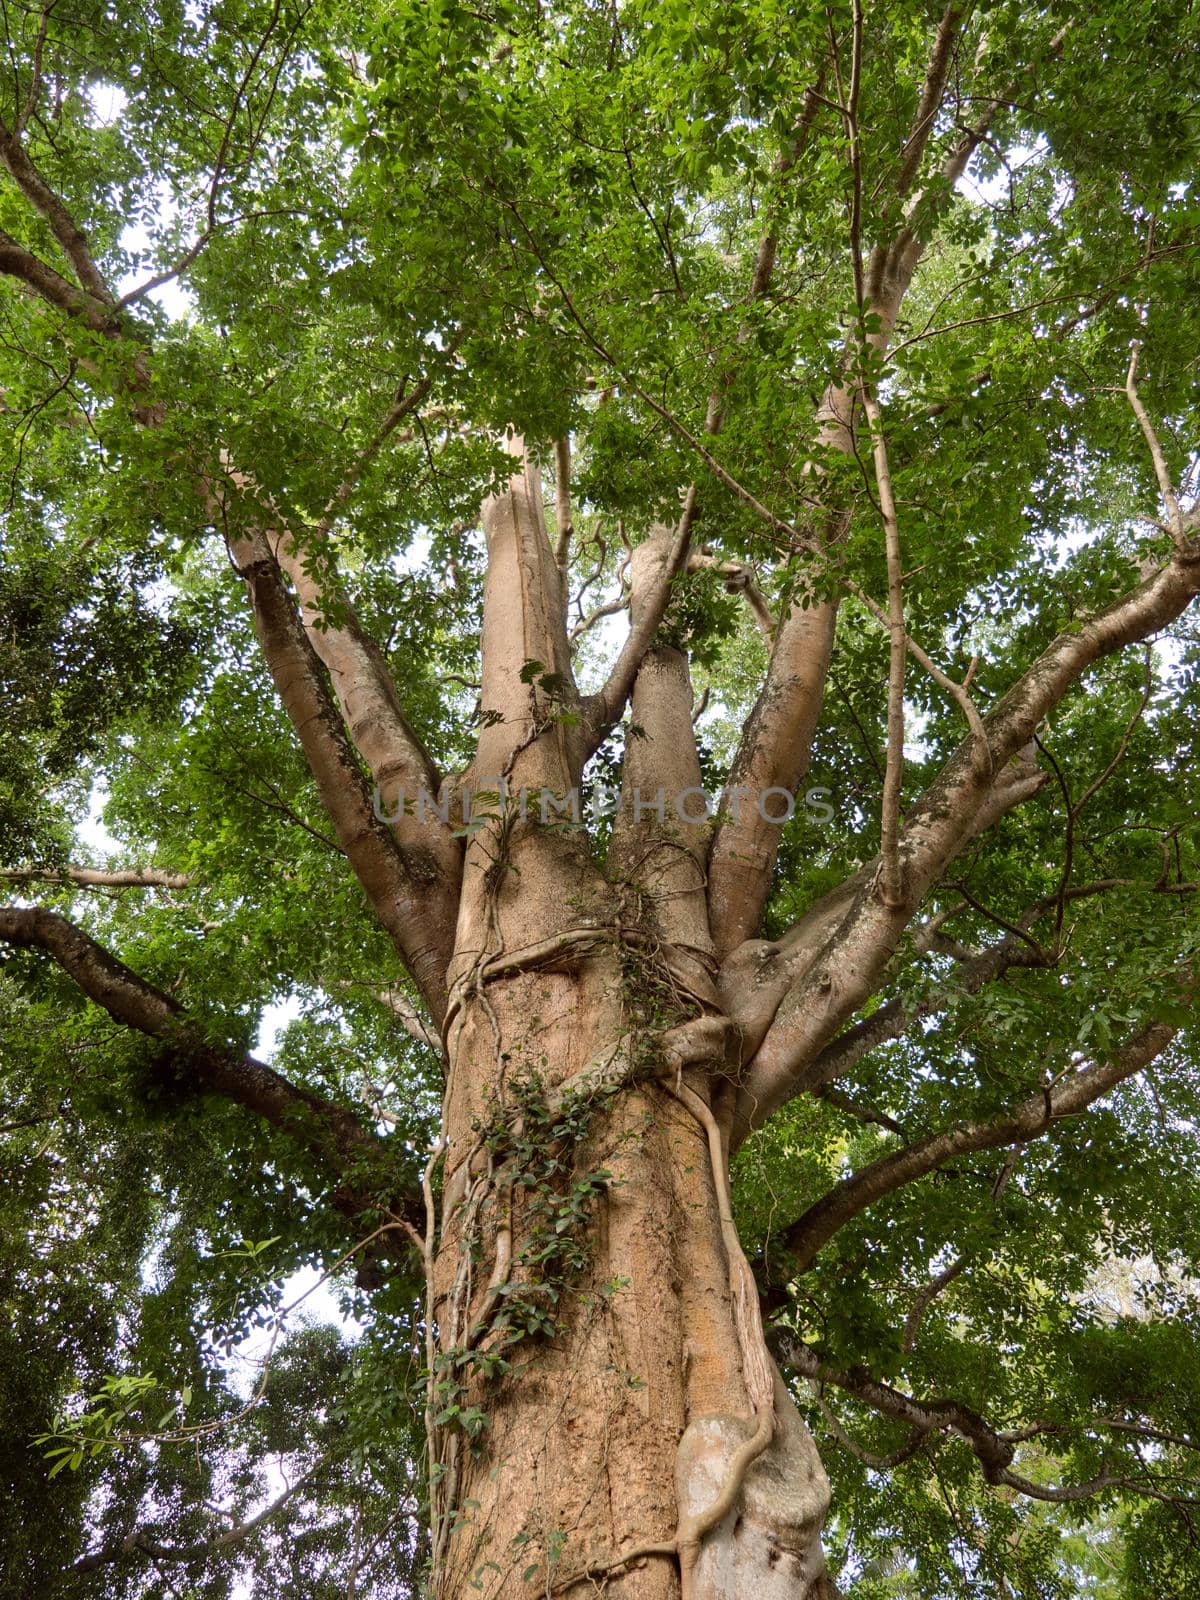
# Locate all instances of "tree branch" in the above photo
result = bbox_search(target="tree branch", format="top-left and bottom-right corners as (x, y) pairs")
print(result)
(359, 983), (444, 1055)
(0, 145), (457, 1018)
(902, 1255), (968, 1353)
(775, 1333), (1018, 1480)
(737, 546), (1200, 1135)
(315, 370), (447, 534)
(0, 906), (417, 1229)
(267, 526), (462, 957)
(0, 225), (110, 326)
(14, 1), (56, 138)
(872, 22), (1073, 307)
(776, 1334), (1200, 1510)
(228, 529), (451, 1022)
(0, 117), (113, 304)
(862, 384), (906, 910)
(719, 746), (1045, 1077)
(685, 550), (776, 642)
(571, 85), (816, 756)
(609, 540), (715, 987)
(0, 865), (191, 890)
(71, 1462), (322, 1574)
(780, 1008), (1183, 1271)
(1125, 340), (1191, 553)
(801, 931), (1049, 1092)
(894, 5), (966, 200)
(582, 501), (697, 750)
(707, 7), (1020, 959)
(553, 434), (572, 569)
(706, 592), (839, 956)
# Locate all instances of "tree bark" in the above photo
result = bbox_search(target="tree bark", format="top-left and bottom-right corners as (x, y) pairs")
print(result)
(431, 951), (834, 1600)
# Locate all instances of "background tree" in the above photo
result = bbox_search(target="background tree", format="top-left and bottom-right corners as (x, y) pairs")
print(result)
(3, 1), (1200, 1595)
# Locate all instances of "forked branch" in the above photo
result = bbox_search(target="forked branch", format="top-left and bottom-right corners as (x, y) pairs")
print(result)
(736, 543), (1200, 1136)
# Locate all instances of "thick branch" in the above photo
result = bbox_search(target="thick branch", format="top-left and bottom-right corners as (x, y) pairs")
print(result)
(719, 750), (1045, 1073)
(230, 530), (450, 1022)
(610, 539), (715, 988)
(707, 595), (838, 956)
(0, 865), (191, 890)
(582, 499), (697, 751)
(472, 435), (580, 787)
(0, 226), (110, 326)
(0, 119), (114, 304)
(0, 906), (412, 1224)
(554, 434), (572, 568)
(738, 547), (1200, 1132)
(781, 1010), (1181, 1271)
(895, 5), (966, 199)
(707, 9), (1002, 957)
(447, 436), (599, 996)
(270, 531), (461, 953)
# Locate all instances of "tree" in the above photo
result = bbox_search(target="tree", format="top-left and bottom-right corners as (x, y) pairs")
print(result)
(3, 0), (1200, 1594)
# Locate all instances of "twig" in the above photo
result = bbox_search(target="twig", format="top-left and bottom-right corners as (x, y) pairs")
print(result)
(1125, 341), (1187, 552)
(813, 1388), (928, 1468)
(314, 345), (463, 534)
(16, 1), (57, 136)
(902, 1255), (967, 1352)
(1072, 644), (1154, 823)
(862, 385), (906, 908)
(568, 592), (629, 646)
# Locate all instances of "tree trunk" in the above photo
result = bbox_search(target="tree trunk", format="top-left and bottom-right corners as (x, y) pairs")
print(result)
(415, 442), (835, 1597)
(429, 913), (833, 1598)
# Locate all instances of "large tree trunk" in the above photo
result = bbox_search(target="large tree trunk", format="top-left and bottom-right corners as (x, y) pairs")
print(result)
(424, 443), (833, 1597)
(431, 950), (833, 1599)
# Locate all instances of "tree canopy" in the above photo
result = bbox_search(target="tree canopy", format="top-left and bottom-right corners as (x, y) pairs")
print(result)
(3, 1), (1200, 1596)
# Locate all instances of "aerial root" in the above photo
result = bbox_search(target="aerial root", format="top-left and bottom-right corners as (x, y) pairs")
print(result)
(551, 1071), (775, 1598)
